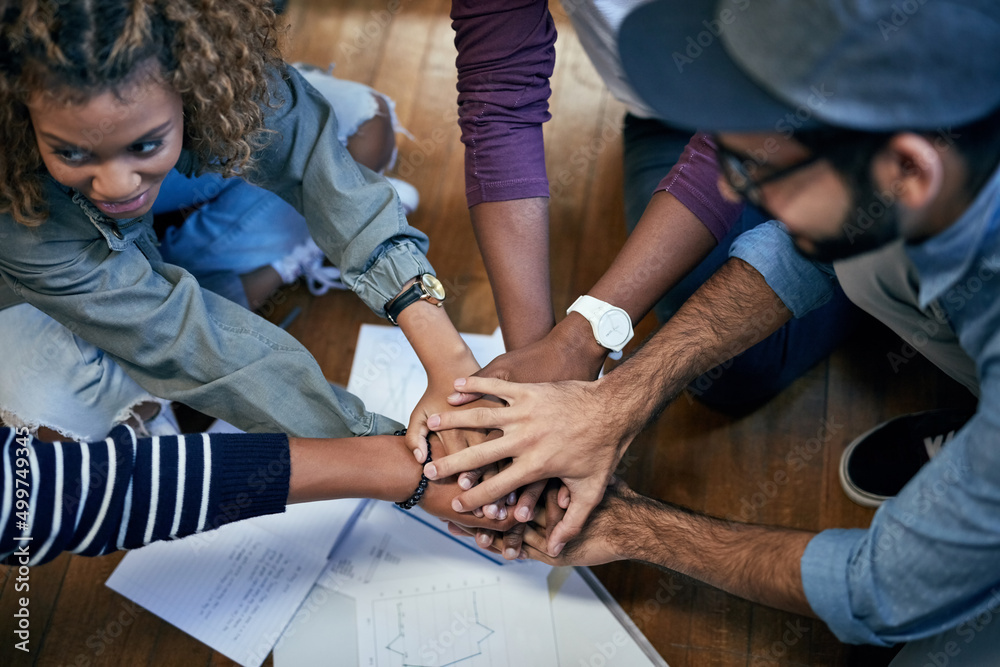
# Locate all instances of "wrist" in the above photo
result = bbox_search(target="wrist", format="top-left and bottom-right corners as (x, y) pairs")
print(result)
(383, 436), (425, 503)
(554, 313), (608, 367)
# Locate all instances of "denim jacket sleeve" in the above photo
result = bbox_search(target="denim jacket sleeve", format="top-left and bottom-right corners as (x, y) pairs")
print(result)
(226, 65), (434, 314)
(728, 220), (838, 318)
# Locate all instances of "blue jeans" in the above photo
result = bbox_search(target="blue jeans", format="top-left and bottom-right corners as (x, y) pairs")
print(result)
(622, 114), (863, 410)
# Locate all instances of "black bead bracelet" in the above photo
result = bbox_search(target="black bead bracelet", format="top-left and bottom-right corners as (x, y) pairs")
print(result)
(394, 429), (431, 510)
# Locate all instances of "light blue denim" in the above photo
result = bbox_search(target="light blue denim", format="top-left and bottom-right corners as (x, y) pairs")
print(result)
(732, 166), (1000, 646)
(0, 65), (426, 440)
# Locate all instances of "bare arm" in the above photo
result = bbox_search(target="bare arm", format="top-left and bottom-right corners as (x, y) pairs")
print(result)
(471, 198), (555, 350)
(522, 479), (815, 616)
(287, 433), (514, 530)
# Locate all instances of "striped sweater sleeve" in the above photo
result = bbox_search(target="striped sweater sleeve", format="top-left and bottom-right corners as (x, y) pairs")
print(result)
(0, 425), (290, 566)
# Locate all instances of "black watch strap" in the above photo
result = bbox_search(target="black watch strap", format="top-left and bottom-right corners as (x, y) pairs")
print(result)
(385, 282), (425, 325)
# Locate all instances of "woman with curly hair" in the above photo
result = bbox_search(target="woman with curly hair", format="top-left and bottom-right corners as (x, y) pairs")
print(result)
(0, 0), (482, 459)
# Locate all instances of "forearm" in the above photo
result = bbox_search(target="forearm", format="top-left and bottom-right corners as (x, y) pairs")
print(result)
(615, 495), (815, 616)
(396, 296), (478, 377)
(287, 435), (419, 504)
(471, 199), (555, 350)
(596, 257), (792, 435)
(589, 191), (717, 321)
(557, 190), (719, 371)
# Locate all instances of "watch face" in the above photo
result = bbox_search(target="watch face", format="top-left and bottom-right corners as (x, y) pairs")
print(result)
(597, 310), (630, 348)
(420, 274), (446, 301)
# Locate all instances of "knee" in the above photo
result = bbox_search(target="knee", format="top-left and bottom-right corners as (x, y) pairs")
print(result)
(0, 341), (145, 441)
(345, 94), (396, 172)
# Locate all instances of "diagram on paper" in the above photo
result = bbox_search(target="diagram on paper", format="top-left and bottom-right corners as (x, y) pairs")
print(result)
(359, 576), (509, 667)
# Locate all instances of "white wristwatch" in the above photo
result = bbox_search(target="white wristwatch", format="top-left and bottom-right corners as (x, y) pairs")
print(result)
(566, 295), (634, 360)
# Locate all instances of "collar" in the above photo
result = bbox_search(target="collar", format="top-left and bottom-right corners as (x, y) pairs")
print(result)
(905, 164), (1000, 310)
(58, 180), (149, 252)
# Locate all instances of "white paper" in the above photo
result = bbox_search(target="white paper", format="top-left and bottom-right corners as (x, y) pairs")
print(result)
(320, 501), (531, 601)
(549, 567), (669, 666)
(107, 498), (365, 667)
(347, 325), (505, 424)
(355, 568), (556, 667)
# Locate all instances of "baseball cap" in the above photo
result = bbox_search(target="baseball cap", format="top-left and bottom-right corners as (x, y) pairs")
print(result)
(618, 0), (1000, 132)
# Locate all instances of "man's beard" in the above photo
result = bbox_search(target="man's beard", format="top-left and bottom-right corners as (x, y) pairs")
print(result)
(793, 175), (900, 263)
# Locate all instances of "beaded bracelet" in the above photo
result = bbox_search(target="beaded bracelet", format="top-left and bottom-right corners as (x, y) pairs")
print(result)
(394, 429), (431, 510)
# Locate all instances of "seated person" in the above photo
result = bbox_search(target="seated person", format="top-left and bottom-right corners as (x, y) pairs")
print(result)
(0, 0), (482, 453)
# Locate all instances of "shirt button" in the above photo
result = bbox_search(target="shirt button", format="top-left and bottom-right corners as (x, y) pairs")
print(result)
(110, 225), (124, 239)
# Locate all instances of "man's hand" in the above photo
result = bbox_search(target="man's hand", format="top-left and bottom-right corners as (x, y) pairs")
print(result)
(419, 432), (519, 531)
(518, 477), (631, 566)
(423, 375), (641, 555)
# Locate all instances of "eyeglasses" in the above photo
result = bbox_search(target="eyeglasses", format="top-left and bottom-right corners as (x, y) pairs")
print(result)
(715, 139), (822, 208)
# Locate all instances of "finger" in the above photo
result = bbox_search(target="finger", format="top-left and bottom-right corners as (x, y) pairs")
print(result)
(452, 466), (532, 512)
(458, 469), (482, 491)
(404, 416), (430, 463)
(558, 484), (571, 509)
(424, 441), (511, 480)
(544, 483), (566, 529)
(522, 542), (556, 565)
(513, 479), (546, 522)
(446, 390), (485, 406)
(547, 493), (599, 556)
(501, 523), (526, 560)
(476, 528), (502, 551)
(521, 523), (550, 552)
(449, 376), (522, 404)
(426, 406), (507, 432)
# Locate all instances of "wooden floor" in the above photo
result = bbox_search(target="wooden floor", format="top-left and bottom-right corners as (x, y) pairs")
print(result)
(0, 1), (978, 665)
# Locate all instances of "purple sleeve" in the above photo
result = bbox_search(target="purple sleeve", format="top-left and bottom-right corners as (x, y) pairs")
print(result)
(654, 133), (745, 243)
(452, 0), (556, 207)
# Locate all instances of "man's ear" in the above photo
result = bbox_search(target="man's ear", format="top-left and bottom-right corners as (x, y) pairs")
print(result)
(871, 133), (944, 211)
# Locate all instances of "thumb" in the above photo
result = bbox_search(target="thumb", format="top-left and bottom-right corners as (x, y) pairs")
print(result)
(547, 493), (596, 556)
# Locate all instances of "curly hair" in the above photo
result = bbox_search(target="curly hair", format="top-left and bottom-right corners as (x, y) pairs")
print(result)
(0, 0), (286, 226)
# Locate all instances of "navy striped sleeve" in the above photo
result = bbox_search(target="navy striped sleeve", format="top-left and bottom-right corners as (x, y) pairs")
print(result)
(0, 426), (291, 565)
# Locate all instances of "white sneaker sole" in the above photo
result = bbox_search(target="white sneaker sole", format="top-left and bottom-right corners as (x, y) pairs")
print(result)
(838, 421), (891, 509)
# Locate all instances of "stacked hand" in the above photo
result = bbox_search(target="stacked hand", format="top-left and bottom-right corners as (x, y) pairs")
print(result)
(442, 476), (632, 566)
(408, 325), (631, 558)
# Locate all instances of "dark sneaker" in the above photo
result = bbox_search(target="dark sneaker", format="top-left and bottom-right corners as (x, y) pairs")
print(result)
(839, 408), (975, 508)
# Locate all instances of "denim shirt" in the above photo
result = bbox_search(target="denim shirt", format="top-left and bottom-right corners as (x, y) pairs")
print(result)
(729, 167), (1000, 645)
(0, 67), (429, 438)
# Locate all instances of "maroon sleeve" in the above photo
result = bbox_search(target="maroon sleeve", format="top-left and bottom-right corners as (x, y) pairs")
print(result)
(655, 133), (746, 243)
(452, 0), (556, 207)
